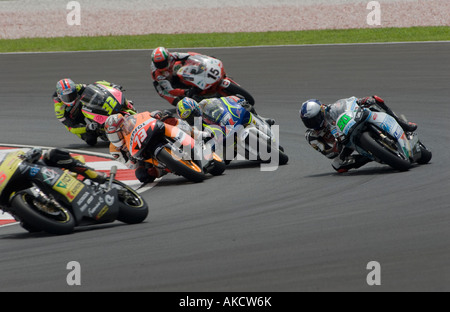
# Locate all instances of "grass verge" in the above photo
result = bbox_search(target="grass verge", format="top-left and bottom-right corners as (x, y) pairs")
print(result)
(0, 26), (449, 53)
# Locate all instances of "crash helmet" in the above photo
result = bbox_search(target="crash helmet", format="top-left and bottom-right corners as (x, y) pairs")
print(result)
(300, 99), (325, 130)
(56, 78), (78, 106)
(151, 47), (171, 70)
(176, 97), (202, 125)
(105, 113), (126, 148)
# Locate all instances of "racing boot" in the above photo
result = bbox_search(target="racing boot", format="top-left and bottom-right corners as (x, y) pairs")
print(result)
(240, 101), (275, 126)
(370, 96), (418, 133)
(84, 123), (98, 146)
(44, 148), (107, 183)
(332, 147), (371, 173)
(396, 119), (418, 133)
(135, 163), (168, 184)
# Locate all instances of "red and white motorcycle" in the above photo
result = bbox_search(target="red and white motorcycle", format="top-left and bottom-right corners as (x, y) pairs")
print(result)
(175, 54), (255, 105)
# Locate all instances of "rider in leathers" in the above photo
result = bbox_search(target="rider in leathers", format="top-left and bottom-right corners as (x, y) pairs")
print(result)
(106, 110), (194, 183)
(175, 96), (258, 164)
(53, 79), (134, 146)
(300, 95), (418, 173)
(24, 148), (107, 183)
(151, 47), (201, 106)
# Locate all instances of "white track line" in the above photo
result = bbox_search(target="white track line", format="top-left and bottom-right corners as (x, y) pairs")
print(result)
(1, 40), (449, 55)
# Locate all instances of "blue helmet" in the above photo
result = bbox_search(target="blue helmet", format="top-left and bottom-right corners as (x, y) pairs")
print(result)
(56, 78), (78, 106)
(176, 97), (202, 124)
(300, 99), (324, 129)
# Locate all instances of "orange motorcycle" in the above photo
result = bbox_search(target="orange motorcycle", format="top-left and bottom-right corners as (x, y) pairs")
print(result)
(121, 112), (225, 183)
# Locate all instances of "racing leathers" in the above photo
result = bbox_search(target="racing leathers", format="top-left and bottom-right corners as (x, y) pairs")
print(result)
(24, 147), (107, 183)
(151, 52), (200, 106)
(53, 83), (89, 142)
(180, 96), (254, 164)
(108, 111), (192, 184)
(53, 80), (126, 146)
(305, 95), (418, 173)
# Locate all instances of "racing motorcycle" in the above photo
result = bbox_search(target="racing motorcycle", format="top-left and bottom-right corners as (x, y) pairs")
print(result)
(79, 83), (137, 146)
(176, 54), (255, 105)
(0, 149), (148, 235)
(331, 97), (432, 171)
(121, 112), (226, 183)
(202, 99), (289, 168)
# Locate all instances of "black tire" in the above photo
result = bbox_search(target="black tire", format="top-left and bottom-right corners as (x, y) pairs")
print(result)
(245, 131), (289, 166)
(108, 180), (149, 224)
(417, 143), (432, 164)
(224, 82), (255, 105)
(157, 147), (206, 183)
(10, 192), (75, 235)
(278, 149), (289, 166)
(359, 131), (411, 171)
(205, 154), (226, 176)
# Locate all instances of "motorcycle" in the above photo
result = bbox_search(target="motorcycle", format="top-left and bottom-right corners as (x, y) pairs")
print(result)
(175, 54), (255, 105)
(331, 97), (432, 171)
(121, 112), (226, 183)
(201, 98), (289, 168)
(79, 83), (137, 146)
(0, 149), (148, 235)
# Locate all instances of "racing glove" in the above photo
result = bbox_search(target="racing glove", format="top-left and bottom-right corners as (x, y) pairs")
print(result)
(305, 130), (339, 159)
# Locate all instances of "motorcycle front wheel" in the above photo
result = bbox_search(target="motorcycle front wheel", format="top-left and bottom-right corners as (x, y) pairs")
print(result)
(156, 147), (206, 183)
(109, 179), (149, 224)
(204, 153), (226, 176)
(10, 192), (75, 235)
(359, 131), (411, 171)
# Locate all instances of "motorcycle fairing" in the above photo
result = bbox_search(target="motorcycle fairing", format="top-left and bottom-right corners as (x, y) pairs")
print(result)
(80, 84), (124, 116)
(0, 151), (25, 197)
(70, 188), (119, 224)
(366, 111), (411, 159)
(177, 55), (224, 90)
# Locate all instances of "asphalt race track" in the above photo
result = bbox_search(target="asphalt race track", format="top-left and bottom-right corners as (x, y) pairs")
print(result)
(0, 42), (449, 292)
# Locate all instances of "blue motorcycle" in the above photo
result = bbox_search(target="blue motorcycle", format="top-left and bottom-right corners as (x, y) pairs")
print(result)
(200, 97), (289, 169)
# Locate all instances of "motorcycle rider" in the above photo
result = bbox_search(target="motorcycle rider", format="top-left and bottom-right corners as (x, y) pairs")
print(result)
(24, 147), (107, 183)
(176, 96), (274, 131)
(175, 96), (254, 158)
(151, 47), (202, 106)
(299, 95), (418, 173)
(53, 78), (134, 146)
(104, 112), (189, 184)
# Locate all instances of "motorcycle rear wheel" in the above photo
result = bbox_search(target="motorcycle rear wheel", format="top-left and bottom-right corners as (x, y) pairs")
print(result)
(10, 192), (75, 235)
(222, 82), (255, 105)
(359, 131), (411, 171)
(157, 147), (206, 183)
(110, 179), (149, 224)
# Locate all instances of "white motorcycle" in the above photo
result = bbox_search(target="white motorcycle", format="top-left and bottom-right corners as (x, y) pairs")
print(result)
(176, 54), (255, 105)
(331, 97), (431, 171)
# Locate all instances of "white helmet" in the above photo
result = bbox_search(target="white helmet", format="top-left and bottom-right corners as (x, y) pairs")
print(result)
(300, 99), (324, 129)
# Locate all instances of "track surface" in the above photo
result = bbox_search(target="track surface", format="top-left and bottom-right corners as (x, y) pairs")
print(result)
(0, 43), (449, 291)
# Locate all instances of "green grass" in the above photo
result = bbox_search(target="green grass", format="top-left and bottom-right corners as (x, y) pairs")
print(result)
(1, 26), (449, 53)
